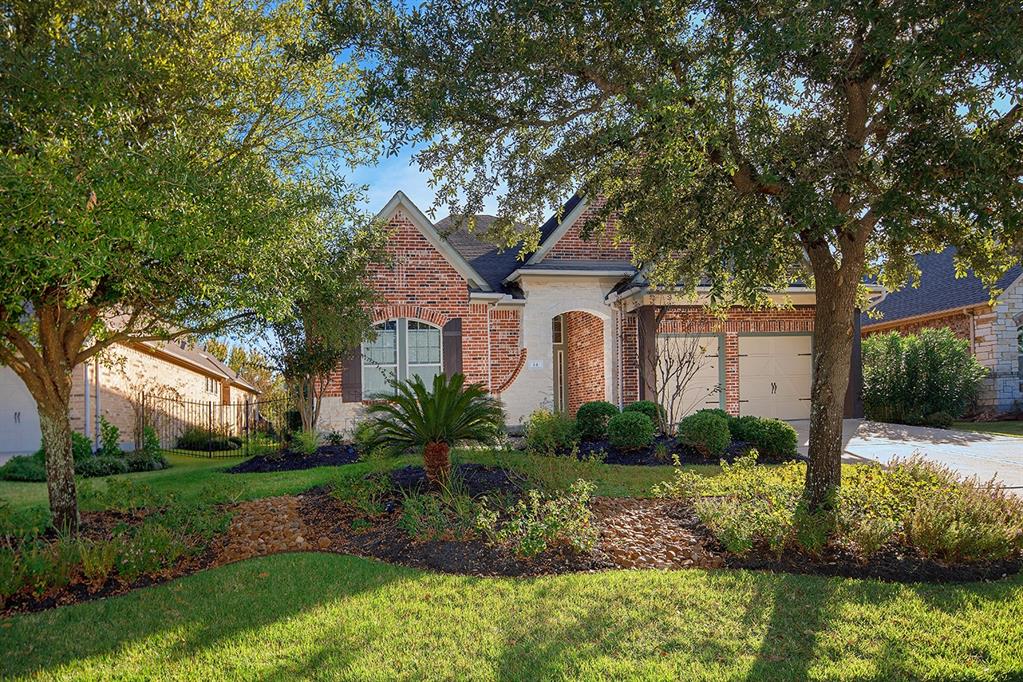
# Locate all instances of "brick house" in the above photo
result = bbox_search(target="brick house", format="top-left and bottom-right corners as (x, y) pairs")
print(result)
(0, 341), (259, 455)
(861, 248), (1023, 412)
(319, 191), (882, 432)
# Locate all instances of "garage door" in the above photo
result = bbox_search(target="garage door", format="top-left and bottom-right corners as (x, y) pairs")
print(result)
(0, 367), (42, 455)
(656, 334), (723, 424)
(738, 335), (812, 420)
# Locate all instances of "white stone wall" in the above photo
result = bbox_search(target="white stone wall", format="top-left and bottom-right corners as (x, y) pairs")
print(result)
(973, 273), (1023, 411)
(497, 274), (621, 426)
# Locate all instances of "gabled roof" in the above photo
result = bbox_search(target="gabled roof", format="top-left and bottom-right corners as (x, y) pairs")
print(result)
(144, 341), (260, 393)
(862, 248), (1023, 327)
(525, 194), (585, 264)
(433, 214), (528, 292)
(376, 192), (493, 292)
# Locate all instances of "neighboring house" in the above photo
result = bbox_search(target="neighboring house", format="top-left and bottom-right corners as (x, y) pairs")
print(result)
(861, 248), (1023, 413)
(319, 191), (882, 432)
(0, 341), (260, 455)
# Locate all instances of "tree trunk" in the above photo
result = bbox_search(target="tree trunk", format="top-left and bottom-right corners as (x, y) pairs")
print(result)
(38, 399), (79, 533)
(804, 273), (860, 511)
(423, 441), (451, 485)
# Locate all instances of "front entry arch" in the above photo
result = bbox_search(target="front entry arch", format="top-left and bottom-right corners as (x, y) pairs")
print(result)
(551, 311), (606, 415)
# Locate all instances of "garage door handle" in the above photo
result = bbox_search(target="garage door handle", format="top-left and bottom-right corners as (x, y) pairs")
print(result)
(771, 382), (777, 394)
(738, 400), (749, 403)
(14, 411), (19, 424)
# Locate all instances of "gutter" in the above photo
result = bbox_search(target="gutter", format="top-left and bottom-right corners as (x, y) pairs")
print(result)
(468, 292), (527, 306)
(503, 268), (636, 284)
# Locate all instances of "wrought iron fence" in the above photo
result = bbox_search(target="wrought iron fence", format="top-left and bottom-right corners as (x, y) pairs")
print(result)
(142, 393), (292, 458)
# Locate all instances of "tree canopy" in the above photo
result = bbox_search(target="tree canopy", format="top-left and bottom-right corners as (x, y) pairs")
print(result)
(0, 0), (380, 529)
(327, 0), (1023, 506)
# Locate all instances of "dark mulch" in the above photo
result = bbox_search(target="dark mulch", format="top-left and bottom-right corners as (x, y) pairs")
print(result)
(387, 462), (526, 498)
(722, 544), (1023, 584)
(575, 436), (794, 466)
(224, 444), (361, 474)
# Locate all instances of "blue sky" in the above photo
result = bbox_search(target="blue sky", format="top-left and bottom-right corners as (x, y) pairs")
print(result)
(349, 143), (502, 220)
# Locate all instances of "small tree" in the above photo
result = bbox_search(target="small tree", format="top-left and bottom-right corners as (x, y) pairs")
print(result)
(0, 0), (379, 531)
(365, 373), (504, 484)
(645, 314), (719, 435)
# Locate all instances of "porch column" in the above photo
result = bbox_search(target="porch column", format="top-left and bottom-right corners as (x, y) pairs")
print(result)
(637, 306), (657, 401)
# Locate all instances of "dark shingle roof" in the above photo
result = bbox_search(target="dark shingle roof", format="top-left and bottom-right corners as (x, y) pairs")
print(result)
(153, 341), (260, 393)
(516, 259), (636, 273)
(433, 215), (529, 292)
(862, 248), (1023, 327)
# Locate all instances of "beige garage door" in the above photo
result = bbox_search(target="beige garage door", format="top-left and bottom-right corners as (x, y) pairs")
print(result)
(738, 335), (812, 419)
(0, 367), (42, 455)
(656, 334), (723, 424)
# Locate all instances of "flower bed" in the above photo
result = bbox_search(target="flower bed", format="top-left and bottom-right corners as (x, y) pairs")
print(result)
(224, 444), (360, 473)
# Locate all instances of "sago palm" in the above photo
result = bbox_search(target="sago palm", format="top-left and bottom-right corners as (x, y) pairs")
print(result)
(365, 373), (504, 483)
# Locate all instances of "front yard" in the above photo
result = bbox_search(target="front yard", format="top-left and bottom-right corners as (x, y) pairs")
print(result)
(1, 447), (1023, 680)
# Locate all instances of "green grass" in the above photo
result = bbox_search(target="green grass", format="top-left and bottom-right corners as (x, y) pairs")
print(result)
(953, 420), (1023, 438)
(4, 450), (1020, 679)
(2, 553), (1021, 680)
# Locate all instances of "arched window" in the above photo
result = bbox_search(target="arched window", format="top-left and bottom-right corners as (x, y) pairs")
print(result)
(362, 319), (442, 398)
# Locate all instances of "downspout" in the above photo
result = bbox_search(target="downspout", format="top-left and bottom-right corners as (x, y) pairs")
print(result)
(93, 357), (101, 450)
(969, 310), (977, 354)
(83, 362), (90, 442)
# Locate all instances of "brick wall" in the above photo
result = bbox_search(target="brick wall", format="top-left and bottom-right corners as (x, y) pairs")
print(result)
(543, 199), (633, 262)
(323, 207), (522, 401)
(621, 305), (816, 415)
(620, 313), (639, 404)
(564, 311), (605, 414)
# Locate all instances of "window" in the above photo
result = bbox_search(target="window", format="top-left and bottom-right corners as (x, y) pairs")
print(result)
(552, 315), (564, 344)
(362, 319), (442, 398)
(1018, 324), (1023, 383)
(204, 376), (219, 394)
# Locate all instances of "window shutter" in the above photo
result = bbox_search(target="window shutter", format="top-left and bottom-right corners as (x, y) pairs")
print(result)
(341, 347), (362, 403)
(443, 318), (463, 377)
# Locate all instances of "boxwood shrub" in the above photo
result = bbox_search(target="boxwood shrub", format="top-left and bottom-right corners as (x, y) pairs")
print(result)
(678, 410), (731, 457)
(607, 411), (655, 450)
(623, 400), (664, 427)
(575, 401), (620, 440)
(729, 415), (798, 459)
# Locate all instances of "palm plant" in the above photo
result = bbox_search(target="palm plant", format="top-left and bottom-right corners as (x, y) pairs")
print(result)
(365, 373), (504, 483)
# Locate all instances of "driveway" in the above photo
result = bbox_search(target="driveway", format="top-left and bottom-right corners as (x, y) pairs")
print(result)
(792, 419), (1023, 493)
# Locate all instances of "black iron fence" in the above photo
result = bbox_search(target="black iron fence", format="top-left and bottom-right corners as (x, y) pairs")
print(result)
(142, 393), (291, 457)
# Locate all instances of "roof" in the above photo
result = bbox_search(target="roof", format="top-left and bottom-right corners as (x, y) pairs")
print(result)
(433, 215), (529, 292)
(145, 341), (260, 393)
(862, 248), (1023, 327)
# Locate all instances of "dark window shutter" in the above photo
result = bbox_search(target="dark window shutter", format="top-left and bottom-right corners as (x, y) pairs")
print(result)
(443, 318), (462, 377)
(341, 347), (362, 403)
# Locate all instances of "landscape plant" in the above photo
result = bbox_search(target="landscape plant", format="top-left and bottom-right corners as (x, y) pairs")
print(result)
(678, 410), (732, 458)
(364, 373), (504, 483)
(729, 416), (799, 460)
(522, 409), (577, 457)
(862, 328), (988, 425)
(336, 0), (1023, 510)
(606, 412), (656, 450)
(574, 401), (619, 440)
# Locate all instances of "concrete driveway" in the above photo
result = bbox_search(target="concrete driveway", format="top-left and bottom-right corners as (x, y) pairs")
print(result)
(792, 419), (1023, 493)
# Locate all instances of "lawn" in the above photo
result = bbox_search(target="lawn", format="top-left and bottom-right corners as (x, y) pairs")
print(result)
(953, 420), (1023, 438)
(1, 552), (1021, 680)
(3, 452), (1022, 680)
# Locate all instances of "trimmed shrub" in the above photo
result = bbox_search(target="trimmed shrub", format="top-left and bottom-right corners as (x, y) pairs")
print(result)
(0, 452), (46, 482)
(623, 400), (664, 428)
(607, 411), (656, 450)
(75, 456), (129, 478)
(175, 427), (239, 452)
(695, 408), (731, 423)
(678, 410), (731, 457)
(863, 328), (987, 423)
(729, 416), (799, 459)
(127, 450), (168, 472)
(575, 401), (619, 440)
(524, 409), (577, 456)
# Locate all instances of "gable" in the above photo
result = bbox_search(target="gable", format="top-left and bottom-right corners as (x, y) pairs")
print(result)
(374, 192), (492, 291)
(527, 195), (633, 264)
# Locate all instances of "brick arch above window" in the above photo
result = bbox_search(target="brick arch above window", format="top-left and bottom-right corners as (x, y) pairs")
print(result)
(372, 305), (449, 328)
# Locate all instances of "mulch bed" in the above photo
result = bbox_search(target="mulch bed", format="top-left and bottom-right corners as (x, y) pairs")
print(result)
(4, 464), (1019, 617)
(224, 444), (360, 474)
(575, 436), (794, 466)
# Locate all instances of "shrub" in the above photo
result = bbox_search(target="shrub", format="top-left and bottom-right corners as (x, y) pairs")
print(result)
(652, 456), (705, 500)
(352, 419), (381, 456)
(98, 416), (121, 457)
(623, 400), (663, 427)
(575, 401), (620, 440)
(117, 523), (187, 582)
(126, 450), (168, 473)
(78, 538), (120, 586)
(729, 416), (799, 459)
(331, 474), (389, 517)
(176, 427), (239, 452)
(0, 549), (24, 604)
(485, 480), (597, 558)
(0, 452), (46, 482)
(326, 430), (345, 446)
(75, 455), (129, 478)
(863, 328), (987, 423)
(523, 409), (577, 456)
(905, 481), (1023, 562)
(71, 432), (94, 462)
(291, 430), (319, 456)
(606, 411), (655, 450)
(678, 410), (731, 457)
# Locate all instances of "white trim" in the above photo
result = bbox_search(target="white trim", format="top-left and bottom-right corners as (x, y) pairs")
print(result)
(504, 268), (635, 283)
(375, 191), (493, 291)
(525, 197), (590, 265)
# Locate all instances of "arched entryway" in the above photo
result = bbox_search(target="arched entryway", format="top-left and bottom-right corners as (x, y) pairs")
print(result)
(552, 311), (606, 415)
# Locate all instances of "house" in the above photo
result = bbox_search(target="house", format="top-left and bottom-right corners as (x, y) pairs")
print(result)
(318, 191), (882, 432)
(0, 340), (260, 455)
(861, 248), (1023, 412)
